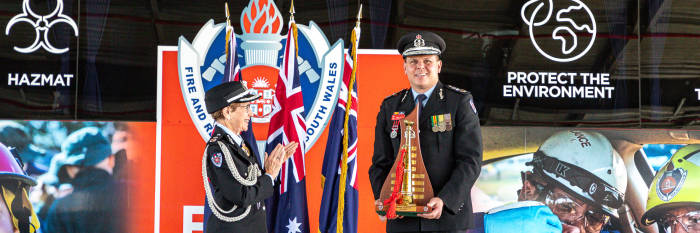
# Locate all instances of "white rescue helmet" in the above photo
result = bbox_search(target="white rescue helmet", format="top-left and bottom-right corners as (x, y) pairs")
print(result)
(531, 130), (627, 218)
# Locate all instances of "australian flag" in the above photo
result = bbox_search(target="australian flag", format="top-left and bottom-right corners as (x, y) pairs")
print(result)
(265, 20), (310, 233)
(319, 52), (359, 233)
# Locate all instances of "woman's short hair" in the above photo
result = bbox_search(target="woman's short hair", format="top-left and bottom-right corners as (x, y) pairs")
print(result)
(211, 103), (244, 121)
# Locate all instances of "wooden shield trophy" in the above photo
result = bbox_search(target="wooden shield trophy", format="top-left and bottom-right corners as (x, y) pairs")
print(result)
(375, 104), (434, 218)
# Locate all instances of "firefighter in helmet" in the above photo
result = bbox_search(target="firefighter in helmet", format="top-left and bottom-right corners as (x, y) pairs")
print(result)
(518, 130), (628, 233)
(0, 142), (40, 233)
(642, 144), (700, 233)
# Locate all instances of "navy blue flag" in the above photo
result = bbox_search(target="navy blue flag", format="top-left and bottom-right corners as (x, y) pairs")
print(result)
(318, 52), (359, 232)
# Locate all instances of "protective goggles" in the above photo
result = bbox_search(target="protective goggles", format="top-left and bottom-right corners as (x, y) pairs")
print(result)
(529, 151), (624, 209)
(659, 210), (700, 233)
(545, 190), (611, 227)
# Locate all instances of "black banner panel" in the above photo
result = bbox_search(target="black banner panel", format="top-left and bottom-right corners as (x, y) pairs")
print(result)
(0, 0), (698, 128)
(640, 1), (700, 128)
(439, 0), (641, 127)
(0, 0), (156, 121)
(0, 0), (79, 119)
(74, 0), (156, 120)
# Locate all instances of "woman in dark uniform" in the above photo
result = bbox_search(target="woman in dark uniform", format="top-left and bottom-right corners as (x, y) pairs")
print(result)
(202, 81), (297, 233)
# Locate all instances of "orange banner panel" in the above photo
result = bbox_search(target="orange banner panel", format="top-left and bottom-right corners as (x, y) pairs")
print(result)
(158, 49), (407, 233)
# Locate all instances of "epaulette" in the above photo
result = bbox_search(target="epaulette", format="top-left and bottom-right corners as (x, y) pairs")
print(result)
(384, 88), (409, 101)
(208, 133), (222, 143)
(446, 85), (470, 95)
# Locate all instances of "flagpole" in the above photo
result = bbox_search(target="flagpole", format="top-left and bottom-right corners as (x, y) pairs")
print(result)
(337, 4), (362, 233)
(289, 0), (295, 21)
(224, 2), (231, 57)
(289, 0), (299, 59)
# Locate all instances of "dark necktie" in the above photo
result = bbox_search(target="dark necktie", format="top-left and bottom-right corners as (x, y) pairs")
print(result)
(416, 94), (427, 117)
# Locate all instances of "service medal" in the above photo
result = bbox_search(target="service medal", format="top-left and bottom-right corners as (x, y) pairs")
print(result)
(431, 115), (439, 132)
(445, 113), (452, 131)
(438, 114), (446, 132)
(391, 112), (404, 138)
(391, 112), (405, 121)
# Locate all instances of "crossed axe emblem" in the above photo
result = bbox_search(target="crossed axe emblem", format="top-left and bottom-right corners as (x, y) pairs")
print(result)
(5, 0), (79, 54)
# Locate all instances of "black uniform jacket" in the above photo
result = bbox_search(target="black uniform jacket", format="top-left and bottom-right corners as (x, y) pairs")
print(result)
(369, 82), (483, 232)
(205, 125), (273, 233)
(44, 168), (124, 233)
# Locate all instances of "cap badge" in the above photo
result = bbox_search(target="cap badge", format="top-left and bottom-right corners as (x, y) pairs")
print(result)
(414, 34), (425, 47)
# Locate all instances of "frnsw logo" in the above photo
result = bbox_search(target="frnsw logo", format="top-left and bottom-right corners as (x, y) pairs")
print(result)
(521, 0), (596, 63)
(177, 0), (345, 150)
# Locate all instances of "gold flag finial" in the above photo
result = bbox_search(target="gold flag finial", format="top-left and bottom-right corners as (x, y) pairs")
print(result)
(224, 2), (231, 26)
(356, 4), (363, 23)
(290, 0), (296, 20)
(225, 2), (230, 20)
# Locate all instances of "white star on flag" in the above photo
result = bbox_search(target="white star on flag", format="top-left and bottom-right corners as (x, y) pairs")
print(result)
(286, 217), (302, 233)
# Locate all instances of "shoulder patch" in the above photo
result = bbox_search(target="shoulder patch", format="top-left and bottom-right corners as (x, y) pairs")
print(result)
(446, 85), (469, 95)
(211, 152), (223, 167)
(469, 99), (478, 114)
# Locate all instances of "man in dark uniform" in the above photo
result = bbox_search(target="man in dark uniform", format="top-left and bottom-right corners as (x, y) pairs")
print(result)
(369, 31), (483, 232)
(43, 127), (124, 233)
(202, 81), (296, 233)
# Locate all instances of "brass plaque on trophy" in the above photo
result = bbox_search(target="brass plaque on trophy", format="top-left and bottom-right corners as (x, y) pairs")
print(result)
(375, 106), (434, 218)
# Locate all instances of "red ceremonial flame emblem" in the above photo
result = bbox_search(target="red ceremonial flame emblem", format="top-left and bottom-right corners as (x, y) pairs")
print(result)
(238, 0), (285, 140)
(416, 34), (422, 40)
(241, 0), (283, 34)
(659, 176), (677, 195)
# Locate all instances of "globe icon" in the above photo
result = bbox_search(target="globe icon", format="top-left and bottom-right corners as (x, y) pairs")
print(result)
(521, 0), (597, 63)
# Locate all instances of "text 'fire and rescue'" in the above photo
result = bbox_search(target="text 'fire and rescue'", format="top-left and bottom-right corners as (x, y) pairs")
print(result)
(184, 67), (215, 134)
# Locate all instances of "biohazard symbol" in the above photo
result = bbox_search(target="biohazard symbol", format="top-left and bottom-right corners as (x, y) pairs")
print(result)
(5, 0), (79, 54)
